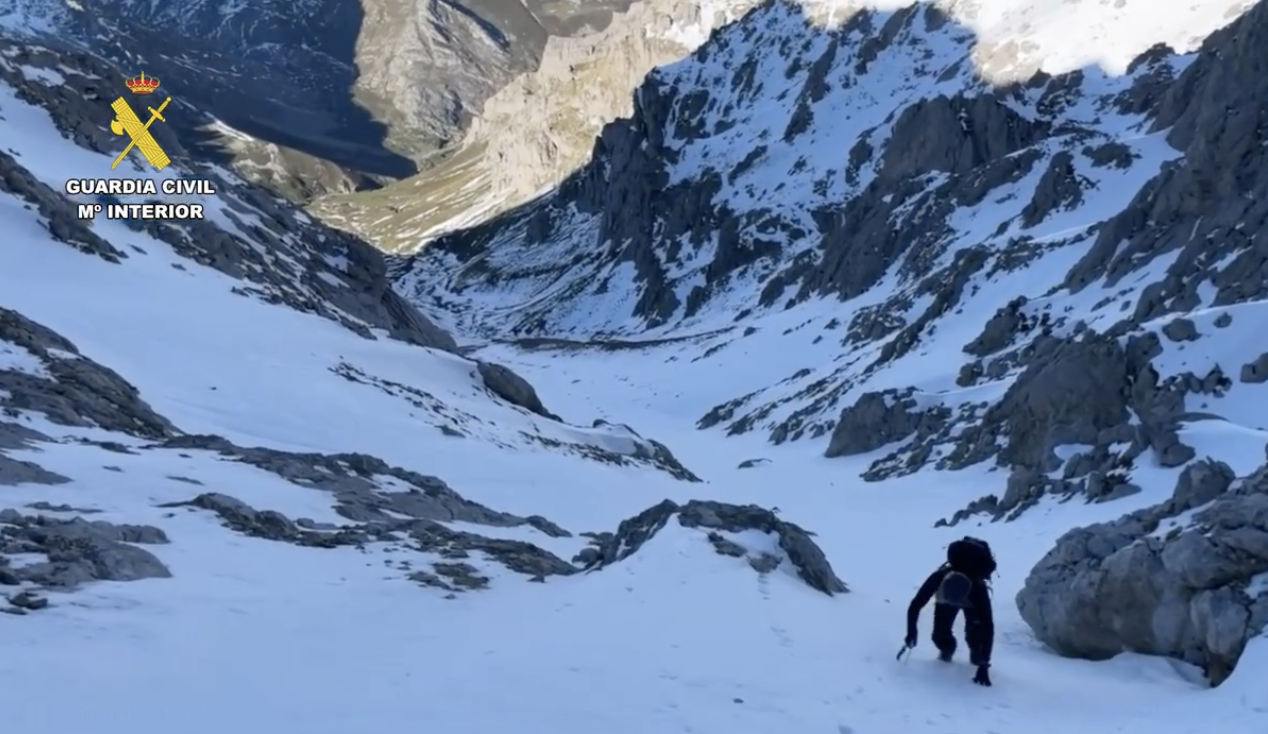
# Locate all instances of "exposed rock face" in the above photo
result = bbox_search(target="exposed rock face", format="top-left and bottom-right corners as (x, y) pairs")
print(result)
(157, 434), (573, 532)
(825, 389), (948, 458)
(1016, 459), (1268, 685)
(0, 308), (178, 439)
(7, 0), (638, 197)
(392, 0), (1268, 521)
(0, 510), (172, 594)
(574, 498), (849, 595)
(312, 0), (764, 251)
(477, 361), (558, 419)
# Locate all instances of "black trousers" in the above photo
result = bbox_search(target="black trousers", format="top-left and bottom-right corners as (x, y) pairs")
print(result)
(931, 603), (988, 664)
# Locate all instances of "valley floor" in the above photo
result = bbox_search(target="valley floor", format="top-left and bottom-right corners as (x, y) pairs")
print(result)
(3, 330), (1265, 733)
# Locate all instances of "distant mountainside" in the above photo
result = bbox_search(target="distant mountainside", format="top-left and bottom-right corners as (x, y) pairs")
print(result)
(316, 0), (1254, 252)
(0, 0), (636, 199)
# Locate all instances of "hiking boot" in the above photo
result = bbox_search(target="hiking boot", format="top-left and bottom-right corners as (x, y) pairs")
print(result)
(937, 648), (954, 663)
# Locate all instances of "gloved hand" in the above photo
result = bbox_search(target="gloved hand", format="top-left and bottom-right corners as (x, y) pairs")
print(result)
(972, 664), (992, 687)
(904, 628), (918, 648)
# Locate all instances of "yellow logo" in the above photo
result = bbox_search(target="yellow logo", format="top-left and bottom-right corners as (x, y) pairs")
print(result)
(109, 73), (171, 170)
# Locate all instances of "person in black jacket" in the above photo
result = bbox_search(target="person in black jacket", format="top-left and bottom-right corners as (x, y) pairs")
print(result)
(903, 537), (996, 686)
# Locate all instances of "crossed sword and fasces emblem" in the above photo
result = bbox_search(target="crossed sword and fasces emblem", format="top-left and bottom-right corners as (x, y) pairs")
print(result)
(109, 95), (171, 170)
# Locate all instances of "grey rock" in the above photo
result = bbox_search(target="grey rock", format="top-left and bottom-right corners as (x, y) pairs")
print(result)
(431, 562), (489, 591)
(0, 308), (176, 439)
(707, 531), (748, 557)
(963, 297), (1028, 357)
(628, 438), (701, 483)
(166, 489), (580, 583)
(8, 591), (48, 611)
(163, 493), (327, 545)
(1240, 353), (1268, 384)
(1161, 318), (1199, 342)
(1016, 459), (1268, 685)
(748, 552), (781, 574)
(26, 502), (101, 514)
(1169, 459), (1236, 513)
(983, 334), (1131, 472)
(1082, 141), (1138, 169)
(411, 521), (577, 579)
(580, 499), (848, 596)
(1020, 150), (1087, 227)
(1063, 0), (1268, 316)
(0, 421), (54, 450)
(935, 494), (1000, 528)
(0, 454), (71, 487)
(0, 150), (123, 262)
(476, 361), (558, 419)
(1086, 470), (1142, 503)
(159, 435), (570, 532)
(0, 513), (171, 588)
(825, 390), (947, 458)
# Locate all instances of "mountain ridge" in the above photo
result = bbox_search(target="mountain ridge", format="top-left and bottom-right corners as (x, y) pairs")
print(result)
(392, 0), (1268, 677)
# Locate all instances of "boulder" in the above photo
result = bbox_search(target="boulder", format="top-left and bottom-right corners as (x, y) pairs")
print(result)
(476, 361), (560, 420)
(1016, 458), (1268, 685)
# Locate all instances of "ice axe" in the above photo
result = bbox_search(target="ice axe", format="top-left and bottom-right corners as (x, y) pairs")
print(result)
(896, 643), (912, 662)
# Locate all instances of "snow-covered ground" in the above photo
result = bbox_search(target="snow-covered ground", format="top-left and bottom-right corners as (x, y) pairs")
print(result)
(2, 330), (1267, 733)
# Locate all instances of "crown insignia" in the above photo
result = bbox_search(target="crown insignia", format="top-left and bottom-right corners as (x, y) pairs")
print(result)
(125, 71), (160, 94)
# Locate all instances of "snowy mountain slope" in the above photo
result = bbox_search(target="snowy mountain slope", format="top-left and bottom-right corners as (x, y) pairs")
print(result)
(0, 41), (743, 612)
(395, 0), (1268, 502)
(392, 0), (1268, 681)
(3, 275), (1266, 733)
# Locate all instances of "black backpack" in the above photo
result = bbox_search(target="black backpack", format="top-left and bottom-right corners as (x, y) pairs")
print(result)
(946, 536), (996, 580)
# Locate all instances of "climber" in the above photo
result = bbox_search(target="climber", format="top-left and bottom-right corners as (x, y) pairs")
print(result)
(902, 536), (997, 687)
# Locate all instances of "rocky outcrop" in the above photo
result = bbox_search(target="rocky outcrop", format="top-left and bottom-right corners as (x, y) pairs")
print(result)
(827, 329), (1181, 490)
(825, 389), (948, 458)
(151, 491), (844, 596)
(1016, 458), (1268, 685)
(0, 308), (177, 440)
(477, 361), (559, 419)
(1063, 0), (1268, 316)
(159, 492), (578, 593)
(0, 423), (71, 486)
(1241, 353), (1268, 383)
(0, 510), (171, 602)
(157, 434), (575, 532)
(573, 499), (849, 595)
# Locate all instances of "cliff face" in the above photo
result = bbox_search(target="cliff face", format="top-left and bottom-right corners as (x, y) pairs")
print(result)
(311, 0), (1254, 252)
(1, 0), (636, 199)
(309, 0), (762, 252)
